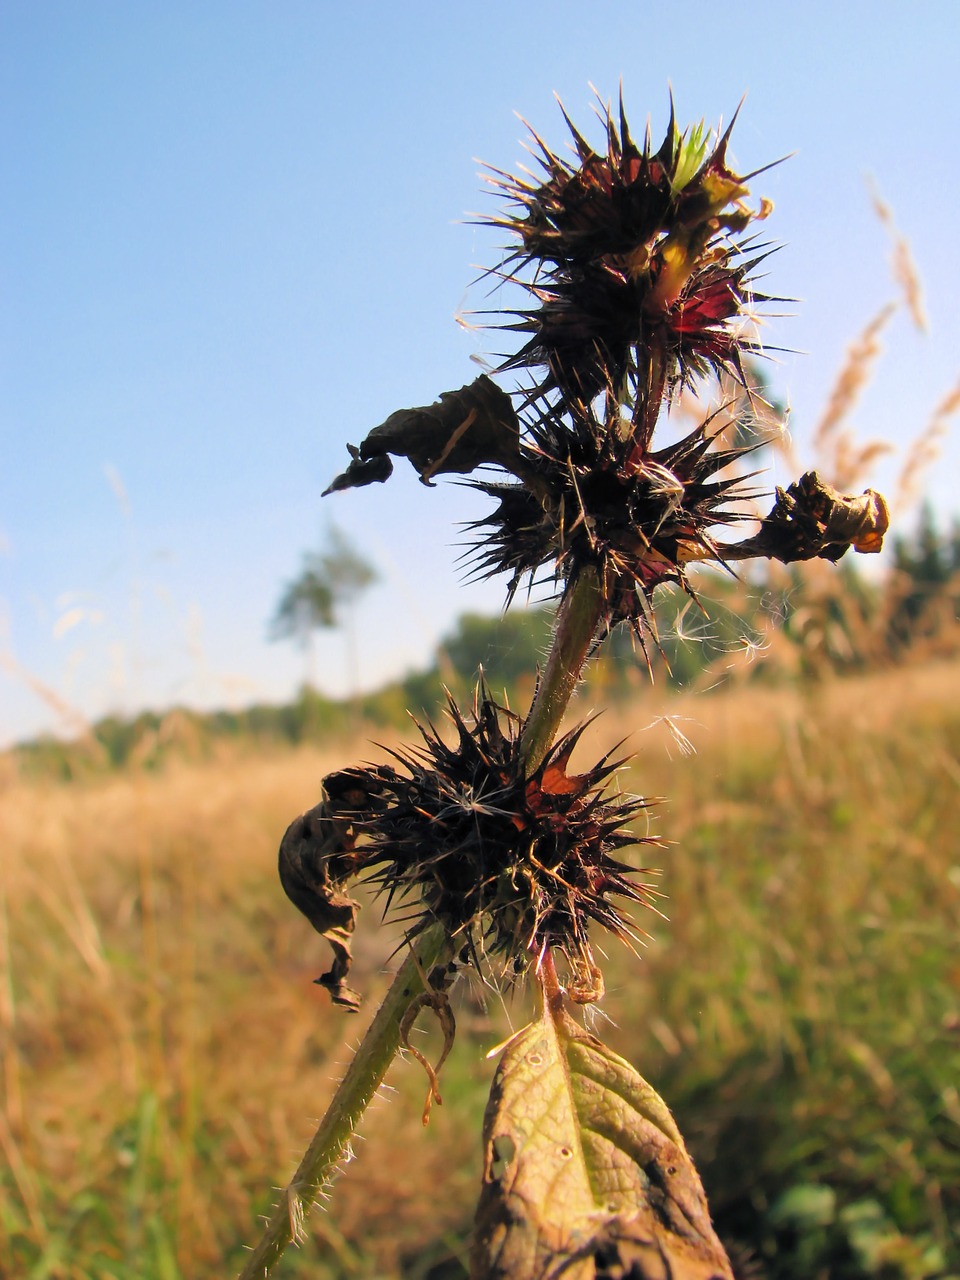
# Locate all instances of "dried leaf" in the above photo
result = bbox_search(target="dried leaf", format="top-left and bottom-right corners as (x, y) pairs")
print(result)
(323, 375), (523, 494)
(322, 449), (394, 495)
(278, 805), (363, 1009)
(278, 766), (404, 1008)
(728, 471), (889, 565)
(471, 972), (733, 1279)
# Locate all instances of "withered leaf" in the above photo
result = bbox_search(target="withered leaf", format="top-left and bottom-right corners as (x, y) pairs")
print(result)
(471, 979), (733, 1279)
(323, 375), (523, 493)
(322, 449), (394, 495)
(731, 471), (889, 565)
(278, 804), (363, 1010)
(278, 766), (399, 1009)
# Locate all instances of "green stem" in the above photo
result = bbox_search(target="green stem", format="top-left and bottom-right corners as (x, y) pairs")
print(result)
(519, 566), (606, 775)
(237, 922), (451, 1279)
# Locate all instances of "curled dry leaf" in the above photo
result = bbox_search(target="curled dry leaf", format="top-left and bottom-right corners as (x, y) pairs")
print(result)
(472, 967), (733, 1280)
(727, 470), (890, 565)
(277, 769), (388, 1011)
(323, 375), (523, 493)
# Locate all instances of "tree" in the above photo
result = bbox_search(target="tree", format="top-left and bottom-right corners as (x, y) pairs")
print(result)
(270, 526), (378, 690)
(439, 606), (555, 689)
(889, 502), (960, 649)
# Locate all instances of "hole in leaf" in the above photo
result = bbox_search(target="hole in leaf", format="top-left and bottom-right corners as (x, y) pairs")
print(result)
(490, 1133), (516, 1180)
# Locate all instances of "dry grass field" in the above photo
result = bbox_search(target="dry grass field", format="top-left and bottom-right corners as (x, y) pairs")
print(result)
(2, 660), (959, 1278)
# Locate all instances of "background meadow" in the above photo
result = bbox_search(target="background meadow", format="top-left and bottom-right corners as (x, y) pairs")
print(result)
(3, 643), (960, 1278)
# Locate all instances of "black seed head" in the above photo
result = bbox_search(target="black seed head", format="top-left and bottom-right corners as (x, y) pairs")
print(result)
(327, 687), (661, 994)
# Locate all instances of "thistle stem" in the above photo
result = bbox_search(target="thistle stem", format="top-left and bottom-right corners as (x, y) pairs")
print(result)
(243, 561), (603, 1277)
(519, 565), (605, 775)
(237, 921), (452, 1279)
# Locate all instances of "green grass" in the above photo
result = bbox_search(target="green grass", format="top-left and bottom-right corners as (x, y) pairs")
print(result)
(2, 661), (958, 1278)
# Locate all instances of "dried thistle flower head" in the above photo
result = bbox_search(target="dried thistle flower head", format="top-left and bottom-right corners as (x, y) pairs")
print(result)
(468, 408), (761, 642)
(321, 688), (661, 997)
(482, 93), (774, 421)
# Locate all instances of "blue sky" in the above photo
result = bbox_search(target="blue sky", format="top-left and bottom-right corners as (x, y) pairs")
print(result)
(2, 2), (958, 745)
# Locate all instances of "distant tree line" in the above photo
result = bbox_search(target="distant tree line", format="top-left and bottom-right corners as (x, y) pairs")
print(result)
(9, 505), (958, 780)
(889, 502), (960, 649)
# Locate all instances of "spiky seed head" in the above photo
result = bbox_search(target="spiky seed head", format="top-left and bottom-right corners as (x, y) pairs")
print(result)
(482, 93), (772, 416)
(327, 688), (661, 995)
(467, 409), (762, 643)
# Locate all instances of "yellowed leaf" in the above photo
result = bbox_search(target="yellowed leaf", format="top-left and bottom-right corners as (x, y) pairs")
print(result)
(471, 969), (733, 1279)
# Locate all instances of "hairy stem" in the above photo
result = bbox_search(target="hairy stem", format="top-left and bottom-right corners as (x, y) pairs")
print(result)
(237, 922), (451, 1279)
(520, 565), (605, 775)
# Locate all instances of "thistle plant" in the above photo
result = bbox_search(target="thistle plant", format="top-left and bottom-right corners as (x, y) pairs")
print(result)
(241, 94), (889, 1280)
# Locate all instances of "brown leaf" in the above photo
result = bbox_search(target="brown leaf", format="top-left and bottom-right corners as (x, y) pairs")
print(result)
(471, 965), (733, 1279)
(277, 768), (392, 1010)
(278, 805), (363, 1010)
(728, 471), (890, 565)
(323, 375), (523, 494)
